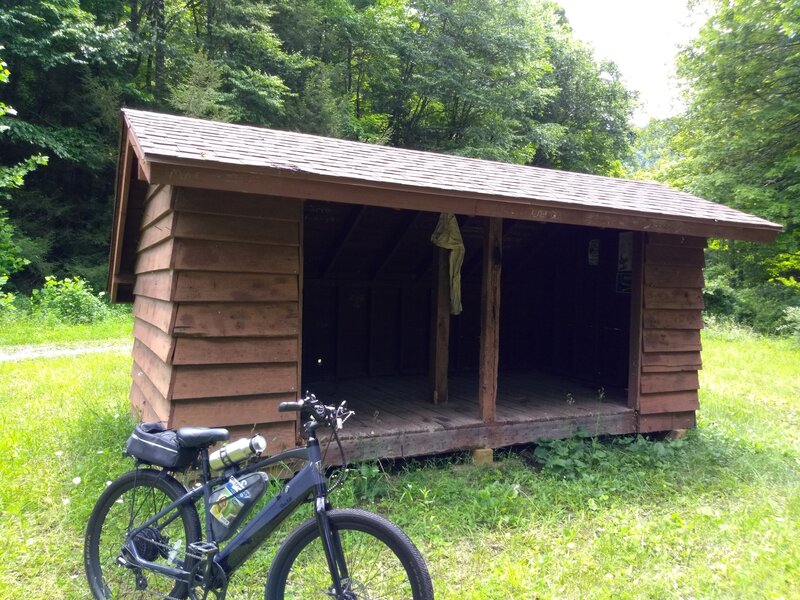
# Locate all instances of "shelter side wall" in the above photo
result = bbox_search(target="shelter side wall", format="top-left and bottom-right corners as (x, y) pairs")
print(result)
(163, 187), (301, 452)
(637, 233), (705, 432)
(130, 185), (178, 424)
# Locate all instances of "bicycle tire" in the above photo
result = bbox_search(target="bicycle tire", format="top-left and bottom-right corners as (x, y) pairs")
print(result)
(84, 468), (202, 600)
(265, 508), (433, 600)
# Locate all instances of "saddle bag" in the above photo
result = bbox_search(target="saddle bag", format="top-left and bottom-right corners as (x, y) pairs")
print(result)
(126, 422), (198, 470)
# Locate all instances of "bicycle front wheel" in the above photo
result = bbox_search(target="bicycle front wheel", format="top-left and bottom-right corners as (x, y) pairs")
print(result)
(84, 468), (202, 599)
(265, 508), (433, 600)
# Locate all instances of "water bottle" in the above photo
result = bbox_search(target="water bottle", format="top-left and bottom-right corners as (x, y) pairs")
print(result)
(209, 472), (269, 541)
(208, 435), (267, 471)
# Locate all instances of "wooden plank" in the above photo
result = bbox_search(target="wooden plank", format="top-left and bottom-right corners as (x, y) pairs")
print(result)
(627, 232), (644, 410)
(130, 382), (167, 423)
(639, 391), (699, 414)
(173, 238), (299, 274)
(168, 393), (298, 427)
(173, 337), (298, 365)
(174, 272), (297, 303)
(135, 239), (174, 274)
(173, 211), (299, 246)
(335, 410), (637, 464)
(322, 206), (366, 278)
(130, 369), (171, 422)
(173, 187), (302, 222)
(109, 139), (134, 301)
(173, 303), (299, 338)
(643, 309), (704, 330)
(132, 340), (173, 398)
(478, 217), (502, 423)
(640, 371), (699, 394)
(134, 318), (175, 363)
(148, 164), (781, 243)
(643, 329), (702, 352)
(646, 245), (706, 267)
(141, 185), (173, 229)
(642, 351), (703, 368)
(642, 363), (702, 373)
(644, 287), (704, 310)
(138, 212), (175, 252)
(133, 271), (174, 302)
(645, 264), (704, 289)
(638, 411), (697, 433)
(430, 248), (450, 405)
(172, 363), (298, 400)
(132, 296), (175, 333)
(647, 233), (707, 248)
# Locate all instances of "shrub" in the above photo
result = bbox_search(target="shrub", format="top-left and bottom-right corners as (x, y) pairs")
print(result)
(31, 276), (109, 324)
(778, 306), (800, 343)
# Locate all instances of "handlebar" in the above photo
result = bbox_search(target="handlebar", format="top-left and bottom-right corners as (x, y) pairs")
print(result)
(278, 393), (354, 434)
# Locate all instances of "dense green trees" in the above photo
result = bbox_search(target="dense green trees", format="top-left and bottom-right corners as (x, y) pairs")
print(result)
(629, 0), (800, 331)
(0, 0), (635, 294)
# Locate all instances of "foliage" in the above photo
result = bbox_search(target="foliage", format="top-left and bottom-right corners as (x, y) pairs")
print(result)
(532, 432), (685, 481)
(31, 276), (110, 325)
(626, 1), (800, 332)
(0, 0), (637, 294)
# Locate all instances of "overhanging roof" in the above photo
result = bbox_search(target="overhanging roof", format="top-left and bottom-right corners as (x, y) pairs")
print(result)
(109, 108), (782, 298)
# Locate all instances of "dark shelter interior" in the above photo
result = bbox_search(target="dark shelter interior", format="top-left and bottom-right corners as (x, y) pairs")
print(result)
(300, 201), (632, 426)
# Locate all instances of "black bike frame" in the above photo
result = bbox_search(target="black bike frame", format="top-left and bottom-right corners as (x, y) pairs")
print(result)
(123, 433), (347, 593)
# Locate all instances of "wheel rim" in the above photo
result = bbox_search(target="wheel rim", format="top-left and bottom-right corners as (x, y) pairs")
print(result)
(94, 482), (189, 599)
(281, 527), (414, 599)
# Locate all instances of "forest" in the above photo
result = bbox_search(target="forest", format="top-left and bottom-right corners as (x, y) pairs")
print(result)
(0, 0), (798, 333)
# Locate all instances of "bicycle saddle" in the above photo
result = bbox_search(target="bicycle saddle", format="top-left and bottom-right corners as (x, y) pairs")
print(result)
(176, 427), (230, 448)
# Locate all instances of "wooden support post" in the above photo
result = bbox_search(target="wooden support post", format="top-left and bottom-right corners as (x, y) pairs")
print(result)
(430, 248), (449, 404)
(478, 217), (502, 423)
(627, 232), (644, 410)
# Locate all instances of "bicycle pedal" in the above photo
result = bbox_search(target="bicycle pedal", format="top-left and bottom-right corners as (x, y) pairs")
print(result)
(188, 541), (218, 556)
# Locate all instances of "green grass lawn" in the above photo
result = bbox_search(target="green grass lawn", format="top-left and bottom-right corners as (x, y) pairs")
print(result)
(1, 324), (798, 598)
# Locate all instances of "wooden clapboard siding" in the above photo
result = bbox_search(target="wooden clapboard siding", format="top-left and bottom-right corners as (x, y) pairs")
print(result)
(174, 272), (298, 303)
(173, 302), (299, 337)
(172, 337), (298, 366)
(636, 233), (705, 432)
(126, 185), (301, 446)
(134, 271), (174, 302)
(168, 393), (298, 427)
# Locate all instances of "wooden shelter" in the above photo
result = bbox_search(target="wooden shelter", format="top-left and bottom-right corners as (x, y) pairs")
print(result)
(109, 109), (781, 462)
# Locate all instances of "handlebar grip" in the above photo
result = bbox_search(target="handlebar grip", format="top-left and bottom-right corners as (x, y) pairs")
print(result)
(278, 401), (304, 412)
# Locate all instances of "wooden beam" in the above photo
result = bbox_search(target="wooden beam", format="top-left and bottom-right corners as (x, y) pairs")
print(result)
(146, 161), (782, 243)
(627, 232), (644, 410)
(371, 211), (418, 279)
(430, 248), (449, 405)
(322, 205), (366, 278)
(478, 217), (502, 423)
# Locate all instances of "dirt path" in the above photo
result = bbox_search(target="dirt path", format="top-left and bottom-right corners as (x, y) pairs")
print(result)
(0, 341), (130, 362)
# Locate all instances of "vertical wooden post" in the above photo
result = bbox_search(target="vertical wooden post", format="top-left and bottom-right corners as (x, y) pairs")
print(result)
(627, 232), (644, 410)
(478, 217), (502, 423)
(430, 248), (449, 404)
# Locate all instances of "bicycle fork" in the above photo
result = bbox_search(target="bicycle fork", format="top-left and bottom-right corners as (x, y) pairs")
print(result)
(314, 497), (351, 598)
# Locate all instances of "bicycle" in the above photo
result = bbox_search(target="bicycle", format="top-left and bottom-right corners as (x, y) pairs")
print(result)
(84, 393), (434, 599)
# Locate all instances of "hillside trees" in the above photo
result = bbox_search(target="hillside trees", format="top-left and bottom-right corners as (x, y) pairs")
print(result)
(633, 0), (800, 330)
(0, 0), (635, 292)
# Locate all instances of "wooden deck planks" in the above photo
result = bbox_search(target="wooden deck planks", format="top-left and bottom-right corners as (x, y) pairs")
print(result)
(314, 371), (633, 462)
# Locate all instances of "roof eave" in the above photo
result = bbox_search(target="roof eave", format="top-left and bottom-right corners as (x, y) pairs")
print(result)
(139, 154), (782, 244)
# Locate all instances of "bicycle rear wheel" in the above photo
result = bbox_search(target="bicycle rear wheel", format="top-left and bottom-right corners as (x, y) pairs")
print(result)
(84, 468), (202, 599)
(265, 508), (433, 600)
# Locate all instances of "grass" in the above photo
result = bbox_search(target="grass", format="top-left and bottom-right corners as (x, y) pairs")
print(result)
(0, 322), (798, 598)
(0, 306), (133, 346)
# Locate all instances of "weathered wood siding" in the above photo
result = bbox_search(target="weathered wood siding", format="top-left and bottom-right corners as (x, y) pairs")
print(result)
(636, 233), (704, 432)
(131, 185), (176, 423)
(130, 185), (301, 451)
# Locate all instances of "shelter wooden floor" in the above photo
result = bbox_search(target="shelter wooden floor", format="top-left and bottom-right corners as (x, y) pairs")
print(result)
(311, 372), (637, 463)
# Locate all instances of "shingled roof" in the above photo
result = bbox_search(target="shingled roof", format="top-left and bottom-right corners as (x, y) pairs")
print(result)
(118, 108), (781, 244)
